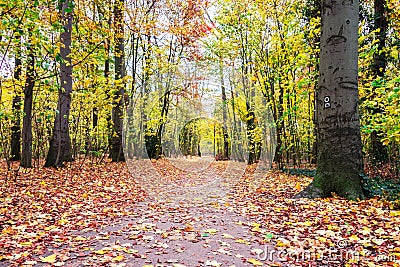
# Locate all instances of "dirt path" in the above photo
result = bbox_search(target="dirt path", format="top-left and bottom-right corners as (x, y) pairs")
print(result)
(37, 196), (277, 267)
(4, 160), (395, 267)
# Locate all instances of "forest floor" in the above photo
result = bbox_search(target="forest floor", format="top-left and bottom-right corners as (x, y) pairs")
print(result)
(0, 158), (399, 267)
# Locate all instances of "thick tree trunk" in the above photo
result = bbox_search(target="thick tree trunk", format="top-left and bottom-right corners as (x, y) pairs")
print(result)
(110, 0), (125, 162)
(296, 0), (364, 200)
(10, 37), (22, 161)
(20, 38), (35, 168)
(45, 0), (73, 167)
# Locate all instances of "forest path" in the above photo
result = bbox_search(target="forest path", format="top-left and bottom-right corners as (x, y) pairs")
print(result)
(2, 160), (396, 267)
(55, 196), (278, 267)
(54, 158), (281, 266)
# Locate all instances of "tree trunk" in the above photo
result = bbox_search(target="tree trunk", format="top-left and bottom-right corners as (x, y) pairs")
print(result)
(372, 0), (388, 78)
(369, 0), (388, 162)
(20, 37), (35, 168)
(45, 0), (73, 167)
(103, 39), (113, 158)
(246, 105), (260, 165)
(229, 86), (245, 162)
(110, 0), (125, 162)
(10, 36), (22, 161)
(296, 0), (364, 200)
(218, 59), (229, 160)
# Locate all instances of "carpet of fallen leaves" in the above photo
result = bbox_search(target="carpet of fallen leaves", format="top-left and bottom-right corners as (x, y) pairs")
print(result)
(0, 159), (399, 267)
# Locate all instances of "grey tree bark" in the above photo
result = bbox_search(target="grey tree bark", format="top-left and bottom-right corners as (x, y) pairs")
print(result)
(220, 59), (229, 160)
(10, 36), (22, 161)
(45, 0), (73, 167)
(296, 0), (364, 200)
(20, 36), (35, 168)
(110, 0), (125, 162)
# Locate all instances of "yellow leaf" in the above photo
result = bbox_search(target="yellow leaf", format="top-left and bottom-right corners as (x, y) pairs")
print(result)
(349, 235), (359, 241)
(58, 219), (69, 225)
(235, 238), (250, 245)
(390, 210), (400, 217)
(112, 255), (124, 262)
(374, 228), (385, 235)
(294, 182), (301, 191)
(276, 238), (290, 247)
(303, 221), (312, 226)
(372, 239), (385, 246)
(20, 241), (32, 246)
(41, 254), (57, 263)
(94, 249), (109, 255)
(361, 226), (371, 235)
(205, 260), (221, 266)
(204, 228), (218, 235)
(74, 236), (86, 241)
(222, 233), (234, 239)
(247, 258), (263, 266)
(2, 226), (15, 235)
(251, 222), (261, 232)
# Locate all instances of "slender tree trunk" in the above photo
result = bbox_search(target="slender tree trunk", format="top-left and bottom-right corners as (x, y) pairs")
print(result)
(110, 0), (125, 162)
(10, 36), (22, 161)
(369, 0), (388, 162)
(246, 104), (259, 165)
(304, 0), (321, 165)
(45, 0), (73, 167)
(219, 59), (229, 160)
(141, 36), (151, 159)
(229, 86), (245, 162)
(92, 107), (98, 150)
(20, 37), (35, 168)
(297, 0), (364, 200)
(104, 39), (113, 157)
(274, 82), (284, 169)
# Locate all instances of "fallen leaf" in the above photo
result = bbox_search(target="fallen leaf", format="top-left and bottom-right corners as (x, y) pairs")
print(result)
(247, 258), (263, 266)
(205, 260), (222, 266)
(41, 253), (57, 263)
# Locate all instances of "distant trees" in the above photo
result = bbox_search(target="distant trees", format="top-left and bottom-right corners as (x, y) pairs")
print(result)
(0, 0), (399, 174)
